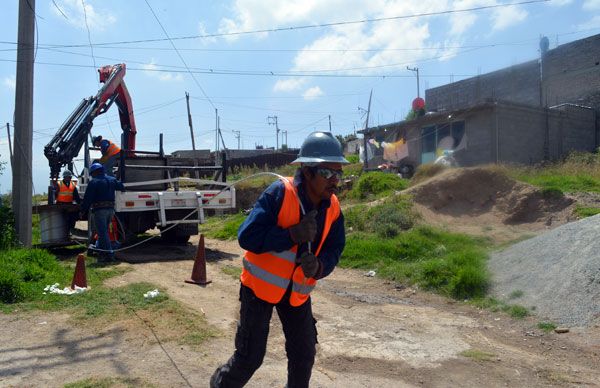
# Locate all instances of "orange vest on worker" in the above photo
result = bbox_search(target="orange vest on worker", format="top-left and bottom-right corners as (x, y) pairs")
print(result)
(240, 177), (341, 306)
(56, 181), (77, 203)
(99, 140), (121, 163)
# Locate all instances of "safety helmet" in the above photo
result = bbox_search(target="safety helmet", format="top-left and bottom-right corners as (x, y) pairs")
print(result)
(92, 135), (102, 145)
(89, 162), (105, 174)
(62, 169), (73, 178)
(291, 131), (349, 164)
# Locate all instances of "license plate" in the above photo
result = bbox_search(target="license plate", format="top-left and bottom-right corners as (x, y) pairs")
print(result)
(172, 199), (186, 207)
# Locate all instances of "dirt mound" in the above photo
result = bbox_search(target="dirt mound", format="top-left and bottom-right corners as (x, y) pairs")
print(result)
(403, 167), (576, 242)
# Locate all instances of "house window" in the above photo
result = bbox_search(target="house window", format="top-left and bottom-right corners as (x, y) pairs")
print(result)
(422, 126), (436, 154)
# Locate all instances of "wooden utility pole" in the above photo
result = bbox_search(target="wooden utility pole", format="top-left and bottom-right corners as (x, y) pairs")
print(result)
(185, 92), (196, 151)
(12, 0), (35, 247)
(268, 115), (279, 150)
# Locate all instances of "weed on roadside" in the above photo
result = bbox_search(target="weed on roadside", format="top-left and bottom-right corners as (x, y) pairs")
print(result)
(460, 349), (496, 361)
(537, 322), (557, 332)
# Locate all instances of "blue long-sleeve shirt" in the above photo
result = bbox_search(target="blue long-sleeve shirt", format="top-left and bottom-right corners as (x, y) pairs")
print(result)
(237, 170), (345, 279)
(81, 173), (125, 213)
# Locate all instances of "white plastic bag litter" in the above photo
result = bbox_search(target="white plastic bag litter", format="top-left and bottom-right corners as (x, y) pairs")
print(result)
(365, 270), (376, 277)
(43, 283), (88, 295)
(144, 289), (160, 299)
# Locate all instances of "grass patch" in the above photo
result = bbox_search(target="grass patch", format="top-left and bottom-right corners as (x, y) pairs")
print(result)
(460, 349), (496, 361)
(347, 171), (408, 200)
(345, 195), (418, 237)
(221, 264), (242, 279)
(574, 205), (600, 218)
(410, 163), (448, 185)
(202, 213), (247, 240)
(341, 225), (490, 299)
(501, 152), (600, 193)
(64, 377), (155, 388)
(537, 321), (557, 332)
(470, 297), (530, 319)
(508, 290), (524, 299)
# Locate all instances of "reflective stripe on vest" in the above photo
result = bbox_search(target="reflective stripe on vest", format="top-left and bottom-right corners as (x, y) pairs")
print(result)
(240, 176), (340, 306)
(56, 181), (76, 203)
(100, 141), (121, 163)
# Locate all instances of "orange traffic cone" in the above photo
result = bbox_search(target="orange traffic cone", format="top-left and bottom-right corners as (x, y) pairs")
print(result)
(185, 234), (212, 286)
(71, 254), (87, 289)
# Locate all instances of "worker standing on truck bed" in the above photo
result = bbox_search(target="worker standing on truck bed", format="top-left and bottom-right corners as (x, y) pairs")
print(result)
(53, 169), (81, 232)
(210, 131), (349, 388)
(92, 135), (121, 177)
(80, 162), (125, 263)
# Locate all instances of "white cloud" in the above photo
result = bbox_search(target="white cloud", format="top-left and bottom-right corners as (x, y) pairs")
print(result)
(548, 0), (573, 6)
(3, 75), (16, 91)
(491, 6), (528, 31)
(142, 60), (184, 82)
(198, 22), (218, 44)
(302, 86), (323, 100)
(578, 14), (600, 29)
(583, 0), (600, 10)
(50, 0), (116, 31)
(218, 0), (532, 75)
(273, 77), (306, 92)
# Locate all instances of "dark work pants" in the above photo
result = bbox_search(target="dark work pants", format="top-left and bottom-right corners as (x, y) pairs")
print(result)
(210, 284), (318, 388)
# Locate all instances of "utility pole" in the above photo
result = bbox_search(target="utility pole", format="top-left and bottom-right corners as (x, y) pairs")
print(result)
(214, 108), (219, 165)
(406, 66), (420, 98)
(328, 115), (332, 132)
(282, 130), (288, 148)
(6, 123), (13, 168)
(233, 130), (241, 149)
(268, 115), (279, 150)
(13, 0), (35, 247)
(362, 90), (372, 170)
(185, 92), (196, 151)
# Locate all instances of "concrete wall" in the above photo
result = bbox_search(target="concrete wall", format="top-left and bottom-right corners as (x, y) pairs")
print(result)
(425, 61), (540, 112)
(425, 34), (600, 115)
(543, 34), (600, 109)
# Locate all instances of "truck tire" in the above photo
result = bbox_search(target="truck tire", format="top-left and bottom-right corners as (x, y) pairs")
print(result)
(160, 224), (197, 244)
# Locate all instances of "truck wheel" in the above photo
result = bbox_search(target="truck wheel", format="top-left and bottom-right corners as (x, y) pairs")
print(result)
(160, 224), (195, 244)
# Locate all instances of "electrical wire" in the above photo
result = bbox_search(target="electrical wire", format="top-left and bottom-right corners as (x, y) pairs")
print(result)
(17, 0), (550, 48)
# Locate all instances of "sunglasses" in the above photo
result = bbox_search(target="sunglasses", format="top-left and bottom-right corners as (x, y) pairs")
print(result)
(315, 167), (343, 180)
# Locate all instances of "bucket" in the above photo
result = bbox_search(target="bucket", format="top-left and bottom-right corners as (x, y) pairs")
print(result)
(39, 205), (69, 244)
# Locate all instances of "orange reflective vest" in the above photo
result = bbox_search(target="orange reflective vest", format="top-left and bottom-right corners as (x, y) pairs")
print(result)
(56, 181), (76, 203)
(240, 177), (341, 306)
(99, 140), (121, 163)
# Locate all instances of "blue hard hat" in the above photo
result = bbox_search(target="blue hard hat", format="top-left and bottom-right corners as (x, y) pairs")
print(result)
(89, 162), (104, 174)
(291, 131), (349, 165)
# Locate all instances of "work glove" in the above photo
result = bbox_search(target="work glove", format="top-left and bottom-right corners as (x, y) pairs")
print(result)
(299, 252), (320, 279)
(289, 210), (317, 244)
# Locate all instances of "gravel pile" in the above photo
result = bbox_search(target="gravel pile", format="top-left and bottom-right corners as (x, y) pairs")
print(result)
(489, 214), (600, 327)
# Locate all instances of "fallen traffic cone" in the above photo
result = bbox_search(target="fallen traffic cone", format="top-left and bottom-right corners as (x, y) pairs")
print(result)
(185, 234), (212, 286)
(71, 254), (87, 289)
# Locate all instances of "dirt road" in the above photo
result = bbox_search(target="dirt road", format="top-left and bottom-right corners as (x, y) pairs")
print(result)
(1, 236), (599, 387)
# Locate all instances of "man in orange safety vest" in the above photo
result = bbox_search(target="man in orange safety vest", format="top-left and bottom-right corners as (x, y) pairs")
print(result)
(53, 169), (81, 232)
(92, 135), (121, 177)
(210, 132), (349, 388)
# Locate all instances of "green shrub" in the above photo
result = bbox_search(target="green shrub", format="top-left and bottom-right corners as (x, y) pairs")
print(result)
(343, 162), (364, 178)
(348, 172), (408, 199)
(0, 272), (25, 303)
(537, 322), (557, 332)
(345, 195), (417, 237)
(345, 154), (360, 164)
(449, 265), (489, 299)
(0, 199), (17, 250)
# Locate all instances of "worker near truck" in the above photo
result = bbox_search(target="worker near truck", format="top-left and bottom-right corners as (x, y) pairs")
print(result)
(53, 169), (81, 232)
(92, 135), (121, 177)
(80, 162), (125, 263)
(210, 131), (348, 388)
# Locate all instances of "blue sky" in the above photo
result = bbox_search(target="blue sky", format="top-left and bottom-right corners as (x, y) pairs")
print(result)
(1, 0), (599, 194)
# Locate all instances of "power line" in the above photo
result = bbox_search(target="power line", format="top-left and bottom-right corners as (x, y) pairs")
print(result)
(12, 0), (550, 48)
(143, 0), (217, 111)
